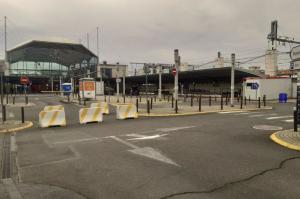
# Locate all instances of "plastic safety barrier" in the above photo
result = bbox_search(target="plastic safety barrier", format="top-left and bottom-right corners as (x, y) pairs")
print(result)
(79, 107), (103, 124)
(90, 102), (109, 114)
(44, 105), (64, 111)
(39, 110), (66, 128)
(116, 104), (138, 120)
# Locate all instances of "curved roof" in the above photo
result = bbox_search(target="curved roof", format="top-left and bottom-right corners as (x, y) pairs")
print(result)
(7, 40), (97, 66)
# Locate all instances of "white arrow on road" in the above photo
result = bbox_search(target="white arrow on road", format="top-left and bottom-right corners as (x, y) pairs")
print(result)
(109, 136), (179, 167)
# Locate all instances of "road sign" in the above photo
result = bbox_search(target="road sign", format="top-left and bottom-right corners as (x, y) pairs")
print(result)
(172, 67), (177, 76)
(116, 78), (121, 83)
(251, 82), (259, 90)
(291, 45), (300, 61)
(20, 76), (29, 85)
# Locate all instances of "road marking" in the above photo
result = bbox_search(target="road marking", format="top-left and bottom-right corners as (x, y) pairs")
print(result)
(253, 125), (283, 131)
(156, 126), (196, 132)
(109, 136), (179, 166)
(20, 146), (81, 169)
(266, 115), (293, 120)
(234, 112), (252, 115)
(249, 114), (265, 117)
(126, 134), (168, 140)
(53, 137), (99, 145)
(284, 119), (293, 123)
(2, 178), (23, 199)
(218, 111), (247, 114)
(8, 112), (14, 118)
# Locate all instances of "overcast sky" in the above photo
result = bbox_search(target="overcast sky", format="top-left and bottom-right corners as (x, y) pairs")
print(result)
(0, 0), (299, 67)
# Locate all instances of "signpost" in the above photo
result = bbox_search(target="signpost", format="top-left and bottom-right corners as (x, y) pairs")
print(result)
(20, 76), (29, 103)
(251, 82), (259, 99)
(172, 67), (177, 76)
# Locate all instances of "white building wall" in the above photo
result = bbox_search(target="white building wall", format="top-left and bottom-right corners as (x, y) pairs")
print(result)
(244, 78), (292, 100)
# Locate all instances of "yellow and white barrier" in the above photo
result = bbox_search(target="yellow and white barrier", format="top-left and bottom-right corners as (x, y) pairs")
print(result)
(79, 107), (103, 124)
(116, 104), (138, 120)
(39, 110), (66, 128)
(44, 105), (64, 111)
(90, 102), (109, 114)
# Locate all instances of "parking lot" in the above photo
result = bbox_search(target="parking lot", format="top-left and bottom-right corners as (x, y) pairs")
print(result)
(1, 95), (300, 199)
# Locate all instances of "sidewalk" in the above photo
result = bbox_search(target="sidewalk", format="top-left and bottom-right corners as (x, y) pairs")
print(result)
(270, 129), (300, 151)
(0, 120), (33, 133)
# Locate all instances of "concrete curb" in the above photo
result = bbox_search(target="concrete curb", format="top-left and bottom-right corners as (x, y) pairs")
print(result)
(138, 107), (273, 117)
(0, 121), (33, 133)
(270, 130), (300, 151)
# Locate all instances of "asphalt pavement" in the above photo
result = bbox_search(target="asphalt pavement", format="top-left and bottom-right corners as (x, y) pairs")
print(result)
(1, 95), (300, 199)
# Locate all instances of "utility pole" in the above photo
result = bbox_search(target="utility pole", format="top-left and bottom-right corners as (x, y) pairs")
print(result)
(96, 27), (102, 82)
(158, 65), (162, 101)
(116, 64), (120, 103)
(174, 49), (180, 100)
(1, 16), (7, 106)
(230, 53), (235, 107)
(87, 33), (89, 49)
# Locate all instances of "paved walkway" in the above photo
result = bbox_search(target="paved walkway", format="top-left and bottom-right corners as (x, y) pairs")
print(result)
(0, 120), (33, 133)
(270, 129), (300, 151)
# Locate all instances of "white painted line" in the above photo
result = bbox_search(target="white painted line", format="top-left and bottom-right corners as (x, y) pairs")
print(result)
(284, 119), (293, 123)
(108, 136), (179, 166)
(109, 136), (138, 149)
(2, 178), (23, 199)
(20, 146), (81, 169)
(249, 114), (265, 118)
(156, 126), (196, 132)
(10, 134), (17, 152)
(129, 147), (179, 166)
(266, 115), (293, 120)
(218, 111), (247, 114)
(127, 134), (168, 140)
(53, 137), (99, 145)
(253, 125), (283, 131)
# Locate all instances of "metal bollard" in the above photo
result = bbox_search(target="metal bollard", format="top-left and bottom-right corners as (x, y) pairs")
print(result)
(240, 95), (243, 109)
(2, 105), (6, 122)
(21, 107), (25, 123)
(175, 100), (178, 114)
(25, 96), (28, 104)
(171, 96), (174, 108)
(191, 96), (193, 107)
(136, 98), (139, 112)
(244, 97), (247, 106)
(164, 94), (165, 100)
(237, 96), (239, 102)
(168, 95), (170, 102)
(209, 96), (212, 106)
(139, 95), (142, 102)
(221, 96), (223, 110)
(199, 96), (202, 112)
(154, 96), (156, 102)
(258, 97), (261, 108)
(294, 108), (298, 132)
(6, 94), (8, 104)
(263, 95), (266, 107)
(123, 95), (126, 103)
(147, 100), (150, 114)
(248, 96), (250, 102)
(13, 96), (15, 104)
(215, 95), (217, 101)
(184, 94), (186, 102)
(150, 98), (153, 109)
(104, 95), (106, 102)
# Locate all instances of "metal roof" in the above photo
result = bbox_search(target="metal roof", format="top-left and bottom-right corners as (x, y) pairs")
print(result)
(7, 40), (97, 66)
(124, 67), (264, 84)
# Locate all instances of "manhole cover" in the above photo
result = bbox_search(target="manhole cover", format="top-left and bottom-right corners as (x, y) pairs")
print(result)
(253, 125), (283, 131)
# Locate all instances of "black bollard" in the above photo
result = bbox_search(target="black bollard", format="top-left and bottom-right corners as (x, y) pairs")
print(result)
(263, 95), (266, 107)
(2, 105), (6, 122)
(139, 95), (142, 102)
(209, 96), (212, 106)
(25, 96), (28, 105)
(13, 96), (15, 104)
(215, 95), (217, 101)
(136, 98), (139, 112)
(191, 96), (194, 107)
(104, 95), (106, 102)
(84, 99), (86, 106)
(258, 97), (261, 108)
(21, 107), (25, 123)
(154, 96), (156, 102)
(175, 100), (178, 114)
(168, 95), (170, 102)
(221, 95), (223, 110)
(6, 94), (8, 104)
(248, 96), (250, 102)
(147, 100), (150, 114)
(199, 96), (202, 112)
(294, 109), (298, 132)
(240, 95), (243, 109)
(244, 97), (247, 106)
(171, 96), (174, 108)
(151, 98), (153, 109)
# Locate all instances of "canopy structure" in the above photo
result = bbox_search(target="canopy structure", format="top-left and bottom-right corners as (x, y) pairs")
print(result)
(7, 40), (97, 67)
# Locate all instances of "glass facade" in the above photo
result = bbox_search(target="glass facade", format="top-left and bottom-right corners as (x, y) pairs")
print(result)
(9, 61), (69, 77)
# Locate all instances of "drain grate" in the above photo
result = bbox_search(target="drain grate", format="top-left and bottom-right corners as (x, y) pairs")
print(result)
(2, 133), (11, 179)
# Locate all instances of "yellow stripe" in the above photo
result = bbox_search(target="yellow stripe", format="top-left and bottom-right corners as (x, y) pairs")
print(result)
(270, 132), (300, 151)
(40, 111), (47, 120)
(48, 111), (59, 126)
(92, 108), (101, 121)
(80, 109), (89, 123)
(124, 104), (132, 118)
